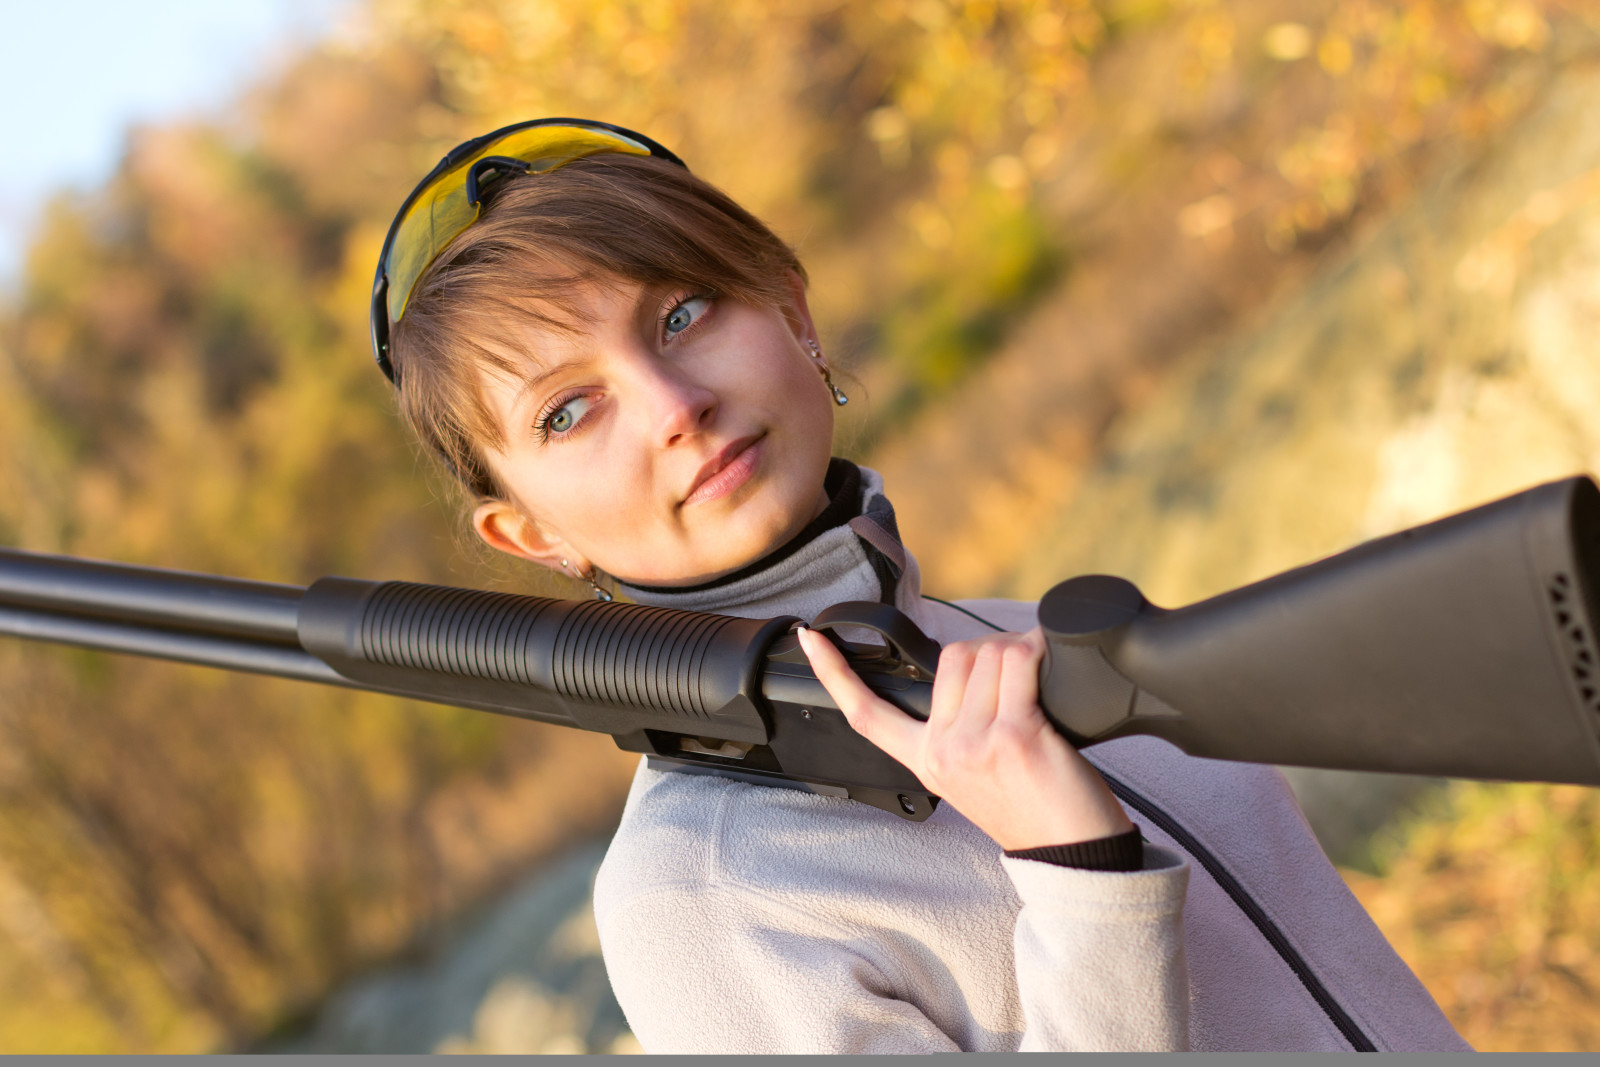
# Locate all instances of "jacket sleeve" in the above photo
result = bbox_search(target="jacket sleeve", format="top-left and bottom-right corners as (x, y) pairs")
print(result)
(594, 847), (1190, 1053)
(1003, 844), (1191, 1051)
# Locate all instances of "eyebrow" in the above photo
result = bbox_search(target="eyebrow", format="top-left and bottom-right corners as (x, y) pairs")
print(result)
(502, 282), (672, 416)
(509, 359), (582, 416)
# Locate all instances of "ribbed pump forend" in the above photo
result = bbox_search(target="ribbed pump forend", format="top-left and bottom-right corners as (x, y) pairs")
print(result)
(358, 582), (759, 718)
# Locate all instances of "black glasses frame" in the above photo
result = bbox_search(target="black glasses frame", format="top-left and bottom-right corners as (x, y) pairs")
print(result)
(369, 117), (685, 384)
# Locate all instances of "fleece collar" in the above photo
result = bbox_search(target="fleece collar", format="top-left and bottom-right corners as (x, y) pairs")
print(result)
(617, 458), (923, 623)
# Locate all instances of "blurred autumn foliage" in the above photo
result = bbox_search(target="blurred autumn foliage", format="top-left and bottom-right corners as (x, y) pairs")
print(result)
(1347, 783), (1600, 1051)
(0, 0), (1597, 1052)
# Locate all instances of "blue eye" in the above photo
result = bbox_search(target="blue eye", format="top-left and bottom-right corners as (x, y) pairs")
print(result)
(664, 296), (711, 338)
(540, 394), (596, 439)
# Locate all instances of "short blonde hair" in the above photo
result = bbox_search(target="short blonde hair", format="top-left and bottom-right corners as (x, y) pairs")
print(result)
(389, 153), (806, 498)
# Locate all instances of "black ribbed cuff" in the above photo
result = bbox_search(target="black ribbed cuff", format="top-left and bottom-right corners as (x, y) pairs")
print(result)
(1004, 826), (1144, 872)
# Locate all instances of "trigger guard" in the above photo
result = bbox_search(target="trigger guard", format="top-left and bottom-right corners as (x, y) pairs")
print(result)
(809, 601), (942, 678)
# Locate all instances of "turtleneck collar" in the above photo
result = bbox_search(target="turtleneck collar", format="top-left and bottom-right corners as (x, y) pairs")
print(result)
(617, 458), (925, 624)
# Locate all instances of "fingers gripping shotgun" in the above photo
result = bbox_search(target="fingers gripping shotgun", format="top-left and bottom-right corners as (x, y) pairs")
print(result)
(3, 476), (1600, 820)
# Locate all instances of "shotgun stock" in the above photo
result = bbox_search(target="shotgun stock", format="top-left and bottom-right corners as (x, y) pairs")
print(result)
(4, 474), (1599, 820)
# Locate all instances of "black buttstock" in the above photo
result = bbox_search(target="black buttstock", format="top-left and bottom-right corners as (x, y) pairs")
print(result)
(1037, 475), (1600, 785)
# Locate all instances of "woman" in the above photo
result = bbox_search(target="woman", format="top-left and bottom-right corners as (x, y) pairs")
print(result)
(371, 118), (1467, 1053)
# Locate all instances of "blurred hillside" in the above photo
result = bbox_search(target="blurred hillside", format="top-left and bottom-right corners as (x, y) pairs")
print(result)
(874, 0), (1594, 596)
(0, 0), (1597, 1053)
(996, 50), (1600, 1050)
(1001, 45), (1600, 610)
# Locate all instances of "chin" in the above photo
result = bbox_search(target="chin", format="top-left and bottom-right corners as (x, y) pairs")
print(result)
(637, 512), (801, 587)
(612, 464), (825, 587)
(725, 491), (813, 563)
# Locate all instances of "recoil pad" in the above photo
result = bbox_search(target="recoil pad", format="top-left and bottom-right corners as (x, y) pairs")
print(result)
(300, 578), (796, 742)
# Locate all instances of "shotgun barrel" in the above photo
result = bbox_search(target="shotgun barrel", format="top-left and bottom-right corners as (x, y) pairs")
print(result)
(5, 473), (1600, 818)
(0, 547), (939, 819)
(0, 549), (342, 683)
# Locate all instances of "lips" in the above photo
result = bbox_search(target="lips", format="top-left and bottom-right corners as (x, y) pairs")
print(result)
(682, 434), (764, 506)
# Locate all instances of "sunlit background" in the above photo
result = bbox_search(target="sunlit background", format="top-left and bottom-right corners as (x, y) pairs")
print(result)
(0, 1), (357, 281)
(0, 0), (1598, 1052)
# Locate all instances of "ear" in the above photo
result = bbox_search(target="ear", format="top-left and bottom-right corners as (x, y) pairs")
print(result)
(472, 499), (582, 573)
(780, 269), (820, 349)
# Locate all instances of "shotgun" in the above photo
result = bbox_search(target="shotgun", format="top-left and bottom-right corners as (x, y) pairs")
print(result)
(3, 475), (1598, 820)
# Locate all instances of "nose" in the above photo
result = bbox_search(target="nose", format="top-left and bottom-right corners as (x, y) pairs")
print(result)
(635, 357), (717, 447)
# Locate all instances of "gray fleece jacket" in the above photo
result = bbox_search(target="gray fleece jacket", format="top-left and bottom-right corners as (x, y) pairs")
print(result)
(593, 463), (1469, 1053)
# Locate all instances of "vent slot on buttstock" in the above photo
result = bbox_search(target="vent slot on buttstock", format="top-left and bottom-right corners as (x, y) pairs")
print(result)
(1553, 484), (1600, 730)
(1551, 571), (1600, 724)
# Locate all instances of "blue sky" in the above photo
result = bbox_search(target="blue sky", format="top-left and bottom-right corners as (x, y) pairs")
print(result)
(0, 0), (356, 285)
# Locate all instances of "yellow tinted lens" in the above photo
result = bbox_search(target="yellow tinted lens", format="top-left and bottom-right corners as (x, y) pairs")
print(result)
(385, 126), (654, 323)
(386, 179), (479, 324)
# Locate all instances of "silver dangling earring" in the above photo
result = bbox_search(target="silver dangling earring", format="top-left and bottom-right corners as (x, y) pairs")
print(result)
(561, 558), (613, 602)
(808, 340), (849, 406)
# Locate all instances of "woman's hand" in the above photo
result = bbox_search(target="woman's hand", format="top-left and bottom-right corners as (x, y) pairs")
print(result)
(796, 626), (1133, 851)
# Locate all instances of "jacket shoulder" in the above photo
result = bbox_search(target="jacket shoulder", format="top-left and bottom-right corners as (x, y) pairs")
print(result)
(917, 596), (1036, 643)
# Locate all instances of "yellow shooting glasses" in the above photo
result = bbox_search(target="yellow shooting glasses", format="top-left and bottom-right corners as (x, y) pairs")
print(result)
(369, 118), (686, 384)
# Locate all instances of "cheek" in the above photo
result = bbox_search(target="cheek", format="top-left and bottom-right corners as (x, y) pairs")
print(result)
(538, 451), (655, 539)
(778, 360), (835, 448)
(734, 337), (831, 429)
(485, 433), (650, 552)
(758, 358), (836, 513)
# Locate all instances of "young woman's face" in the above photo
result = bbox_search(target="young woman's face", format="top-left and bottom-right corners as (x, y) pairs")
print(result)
(471, 276), (837, 586)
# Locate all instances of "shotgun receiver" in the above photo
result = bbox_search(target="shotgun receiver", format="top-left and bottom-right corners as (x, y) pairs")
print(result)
(3, 475), (1600, 820)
